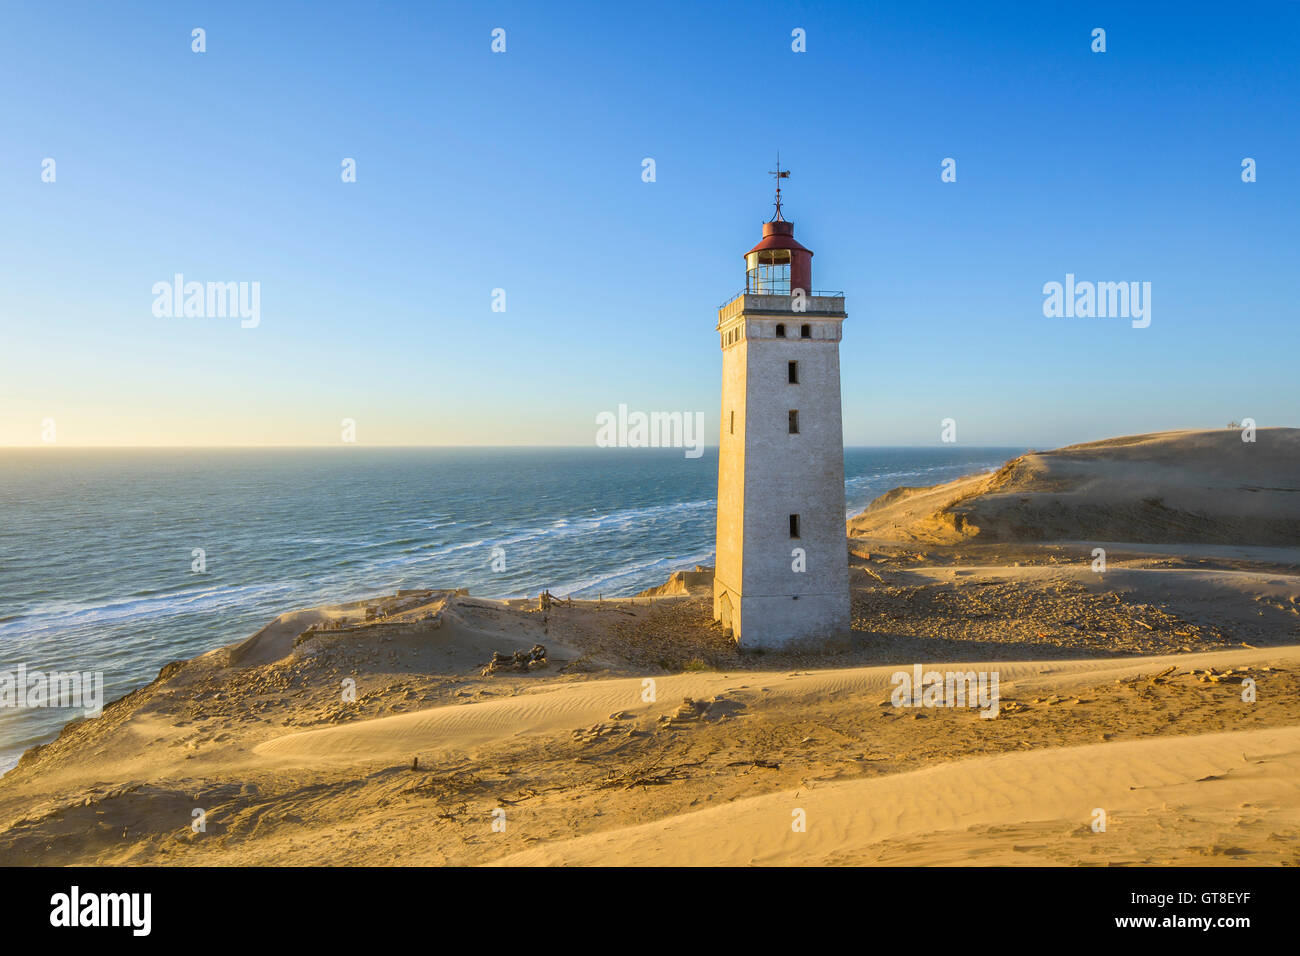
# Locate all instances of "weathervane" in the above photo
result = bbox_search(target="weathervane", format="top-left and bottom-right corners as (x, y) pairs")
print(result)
(769, 154), (790, 221)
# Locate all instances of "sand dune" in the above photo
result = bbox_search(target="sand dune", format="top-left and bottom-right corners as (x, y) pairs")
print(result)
(253, 673), (715, 762)
(255, 645), (1298, 764)
(226, 601), (372, 667)
(491, 723), (1300, 866)
(4, 584), (1298, 865)
(850, 428), (1300, 546)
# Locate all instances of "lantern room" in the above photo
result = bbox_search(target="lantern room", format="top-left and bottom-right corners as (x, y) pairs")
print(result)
(745, 220), (813, 295)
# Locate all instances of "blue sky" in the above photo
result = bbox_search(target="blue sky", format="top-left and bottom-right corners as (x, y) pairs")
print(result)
(1, 0), (1296, 447)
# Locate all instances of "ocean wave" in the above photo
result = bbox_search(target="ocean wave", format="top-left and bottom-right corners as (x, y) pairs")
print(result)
(547, 548), (716, 598)
(0, 581), (296, 641)
(843, 461), (1000, 489)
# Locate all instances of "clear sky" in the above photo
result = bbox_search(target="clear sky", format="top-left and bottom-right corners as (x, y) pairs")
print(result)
(1, 1), (1296, 447)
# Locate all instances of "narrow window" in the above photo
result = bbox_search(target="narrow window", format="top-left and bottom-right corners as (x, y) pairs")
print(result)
(789, 514), (800, 538)
(788, 409), (799, 434)
(800, 323), (811, 338)
(729, 410), (734, 434)
(788, 360), (798, 384)
(775, 323), (786, 338)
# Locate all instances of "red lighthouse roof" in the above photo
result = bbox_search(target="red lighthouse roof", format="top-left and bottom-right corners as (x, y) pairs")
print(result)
(746, 220), (813, 257)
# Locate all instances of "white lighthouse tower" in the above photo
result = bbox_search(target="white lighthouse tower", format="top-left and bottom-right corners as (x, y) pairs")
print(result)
(713, 166), (851, 649)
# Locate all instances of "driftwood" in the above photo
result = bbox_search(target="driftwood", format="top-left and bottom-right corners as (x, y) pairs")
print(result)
(600, 754), (708, 790)
(481, 644), (548, 676)
(538, 590), (573, 610)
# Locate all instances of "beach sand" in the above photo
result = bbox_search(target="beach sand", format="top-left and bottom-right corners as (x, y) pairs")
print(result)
(2, 428), (1297, 866)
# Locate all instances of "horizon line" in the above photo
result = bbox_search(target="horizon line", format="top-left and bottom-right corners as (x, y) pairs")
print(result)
(0, 442), (1042, 451)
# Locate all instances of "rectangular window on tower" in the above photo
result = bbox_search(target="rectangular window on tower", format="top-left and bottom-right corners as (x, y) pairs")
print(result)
(789, 514), (800, 538)
(788, 410), (799, 434)
(788, 361), (798, 384)
(729, 410), (734, 434)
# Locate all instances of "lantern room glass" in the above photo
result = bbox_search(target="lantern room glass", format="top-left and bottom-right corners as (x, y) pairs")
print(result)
(746, 249), (791, 294)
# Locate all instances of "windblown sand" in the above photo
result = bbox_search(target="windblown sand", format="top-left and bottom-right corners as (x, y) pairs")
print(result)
(2, 428), (1297, 866)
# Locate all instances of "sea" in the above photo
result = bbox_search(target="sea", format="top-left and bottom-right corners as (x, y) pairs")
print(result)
(0, 446), (1022, 773)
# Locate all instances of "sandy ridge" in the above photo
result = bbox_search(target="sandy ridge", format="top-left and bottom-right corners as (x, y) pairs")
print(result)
(489, 723), (1300, 866)
(254, 645), (1300, 764)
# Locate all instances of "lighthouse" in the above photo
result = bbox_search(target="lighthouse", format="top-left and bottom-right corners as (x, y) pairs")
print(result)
(713, 167), (851, 649)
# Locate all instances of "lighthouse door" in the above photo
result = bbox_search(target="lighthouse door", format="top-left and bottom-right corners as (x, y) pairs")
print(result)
(718, 592), (734, 637)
